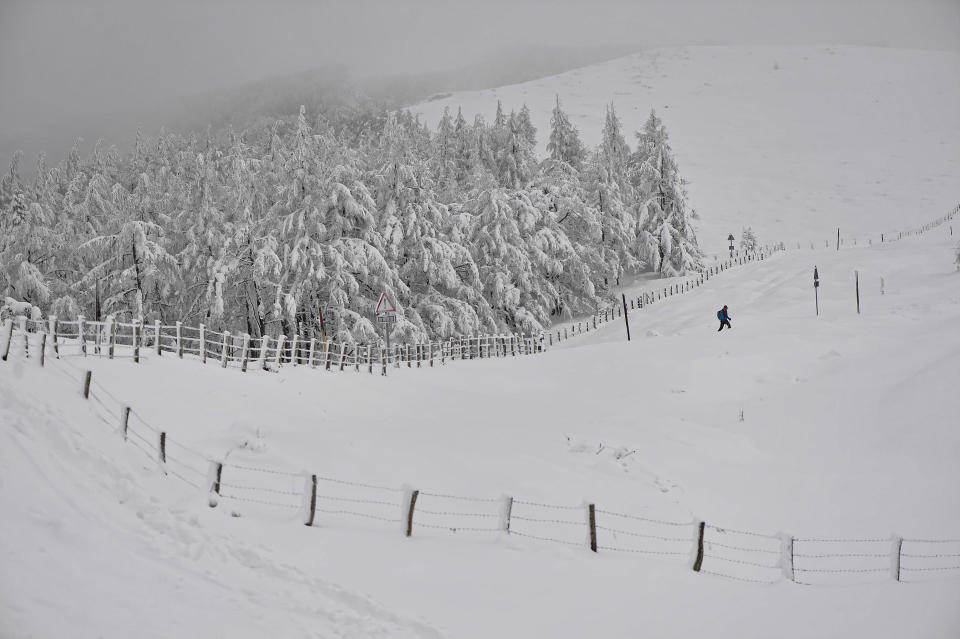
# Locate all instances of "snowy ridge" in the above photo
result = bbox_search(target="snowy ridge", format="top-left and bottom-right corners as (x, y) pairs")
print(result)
(3, 311), (959, 589)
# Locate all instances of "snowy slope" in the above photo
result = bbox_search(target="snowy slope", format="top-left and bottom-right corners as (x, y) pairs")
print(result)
(410, 46), (960, 254)
(3, 221), (959, 637)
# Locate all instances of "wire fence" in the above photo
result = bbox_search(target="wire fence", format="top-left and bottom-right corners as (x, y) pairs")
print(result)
(2, 340), (959, 588)
(2, 204), (957, 588)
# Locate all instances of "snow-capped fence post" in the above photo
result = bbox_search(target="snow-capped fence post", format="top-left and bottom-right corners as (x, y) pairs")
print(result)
(2, 319), (14, 362)
(779, 533), (795, 582)
(175, 321), (183, 358)
(405, 344), (411, 368)
(588, 504), (598, 552)
(261, 336), (272, 371)
(403, 488), (419, 537)
(120, 406), (131, 441)
(308, 338), (316, 368)
(207, 461), (223, 507)
(693, 521), (705, 572)
(78, 316), (88, 356)
(39, 332), (47, 366)
(240, 334), (251, 372)
(158, 432), (167, 473)
(416, 343), (422, 367)
(381, 346), (387, 376)
(154, 320), (161, 356)
(290, 334), (299, 366)
(338, 342), (347, 372)
(500, 496), (514, 533)
(199, 324), (207, 364)
(367, 345), (373, 374)
(303, 473), (318, 526)
(82, 371), (92, 399)
(428, 342), (434, 367)
(221, 331), (231, 368)
(323, 340), (332, 370)
(275, 335), (286, 368)
(890, 535), (903, 582)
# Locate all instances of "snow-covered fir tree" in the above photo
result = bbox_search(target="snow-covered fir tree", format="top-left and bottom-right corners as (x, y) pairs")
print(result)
(547, 96), (586, 170)
(630, 109), (703, 276)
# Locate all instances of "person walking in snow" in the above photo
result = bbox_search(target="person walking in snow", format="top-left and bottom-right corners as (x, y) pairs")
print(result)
(717, 305), (732, 331)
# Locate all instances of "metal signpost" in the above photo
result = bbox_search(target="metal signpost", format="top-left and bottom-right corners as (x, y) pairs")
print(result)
(813, 266), (820, 316)
(728, 234), (735, 258)
(375, 292), (397, 367)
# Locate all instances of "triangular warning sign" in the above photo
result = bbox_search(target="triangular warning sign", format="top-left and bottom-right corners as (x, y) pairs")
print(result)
(375, 292), (396, 314)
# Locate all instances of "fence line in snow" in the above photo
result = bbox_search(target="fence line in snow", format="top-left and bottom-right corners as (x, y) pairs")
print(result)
(3, 348), (958, 588)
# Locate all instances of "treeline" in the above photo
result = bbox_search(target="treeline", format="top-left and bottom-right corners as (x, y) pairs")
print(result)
(0, 98), (701, 343)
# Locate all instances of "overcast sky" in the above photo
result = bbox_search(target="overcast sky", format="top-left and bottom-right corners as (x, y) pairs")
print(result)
(1, 0), (958, 162)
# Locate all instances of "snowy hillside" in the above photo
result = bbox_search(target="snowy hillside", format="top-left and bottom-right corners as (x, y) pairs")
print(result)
(3, 218), (959, 637)
(410, 46), (960, 254)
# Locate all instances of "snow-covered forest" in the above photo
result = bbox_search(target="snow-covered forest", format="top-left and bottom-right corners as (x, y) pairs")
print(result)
(0, 100), (701, 343)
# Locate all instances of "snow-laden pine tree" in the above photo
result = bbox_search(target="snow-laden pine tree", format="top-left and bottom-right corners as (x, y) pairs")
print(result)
(740, 227), (758, 253)
(630, 110), (703, 276)
(547, 96), (586, 170)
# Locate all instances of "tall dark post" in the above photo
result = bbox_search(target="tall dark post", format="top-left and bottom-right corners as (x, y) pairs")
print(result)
(621, 294), (631, 342)
(814, 266), (820, 316)
(855, 270), (860, 315)
(837, 228), (840, 251)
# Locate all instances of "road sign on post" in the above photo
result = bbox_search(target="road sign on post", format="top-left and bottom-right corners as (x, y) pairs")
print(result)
(813, 266), (820, 316)
(375, 292), (397, 370)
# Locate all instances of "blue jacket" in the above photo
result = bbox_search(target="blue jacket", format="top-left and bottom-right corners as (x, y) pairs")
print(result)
(718, 309), (730, 321)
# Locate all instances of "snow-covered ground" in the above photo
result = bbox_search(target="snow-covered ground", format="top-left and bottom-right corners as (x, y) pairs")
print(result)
(3, 44), (960, 638)
(411, 45), (960, 255)
(2, 221), (959, 638)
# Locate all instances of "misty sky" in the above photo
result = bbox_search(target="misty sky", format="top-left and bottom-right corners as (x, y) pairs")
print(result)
(1, 0), (958, 161)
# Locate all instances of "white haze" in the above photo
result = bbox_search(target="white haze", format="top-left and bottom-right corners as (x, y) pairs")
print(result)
(0, 0), (958, 170)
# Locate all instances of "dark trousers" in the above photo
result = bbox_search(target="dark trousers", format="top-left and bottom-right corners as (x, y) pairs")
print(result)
(718, 319), (731, 331)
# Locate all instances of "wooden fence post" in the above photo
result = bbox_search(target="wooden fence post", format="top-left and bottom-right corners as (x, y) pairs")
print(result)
(275, 335), (286, 368)
(262, 336), (272, 371)
(304, 474), (318, 526)
(175, 321), (183, 358)
(1, 318), (14, 361)
(77, 316), (87, 356)
(132, 322), (140, 363)
(405, 489), (419, 537)
(855, 270), (860, 315)
(50, 316), (60, 358)
(324, 340), (332, 370)
(154, 320), (161, 355)
(308, 338), (316, 368)
(120, 406), (131, 441)
(108, 320), (116, 359)
(39, 332), (47, 366)
(381, 346), (387, 376)
(622, 294), (631, 342)
(891, 535), (903, 582)
(159, 432), (167, 473)
(290, 334), (299, 366)
(693, 521), (705, 571)
(208, 461), (223, 508)
(338, 342), (347, 371)
(83, 370), (92, 399)
(780, 533), (795, 582)
(199, 323), (207, 363)
(501, 496), (514, 533)
(240, 334), (250, 372)
(588, 504), (597, 552)
(221, 331), (230, 368)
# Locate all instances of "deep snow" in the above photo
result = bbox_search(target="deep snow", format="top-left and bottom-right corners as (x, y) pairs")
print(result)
(3, 44), (960, 638)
